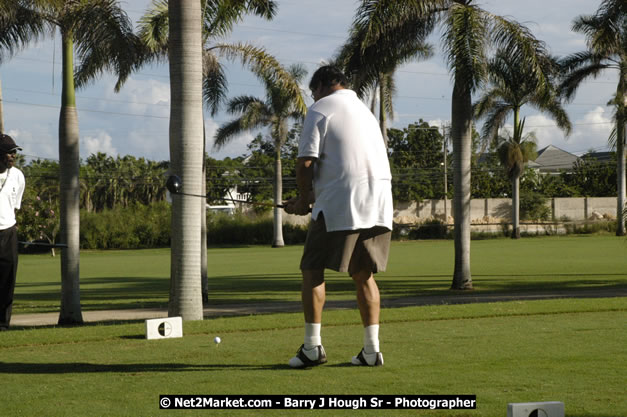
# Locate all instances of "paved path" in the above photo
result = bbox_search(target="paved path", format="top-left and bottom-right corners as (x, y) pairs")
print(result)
(10, 287), (626, 327)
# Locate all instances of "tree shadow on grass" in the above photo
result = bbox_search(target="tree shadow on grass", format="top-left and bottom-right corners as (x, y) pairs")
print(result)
(14, 271), (627, 315)
(0, 361), (290, 374)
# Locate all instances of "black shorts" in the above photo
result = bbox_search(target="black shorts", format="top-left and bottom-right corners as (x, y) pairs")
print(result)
(300, 213), (391, 276)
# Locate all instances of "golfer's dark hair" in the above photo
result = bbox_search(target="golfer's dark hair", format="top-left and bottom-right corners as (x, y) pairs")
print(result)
(309, 65), (349, 90)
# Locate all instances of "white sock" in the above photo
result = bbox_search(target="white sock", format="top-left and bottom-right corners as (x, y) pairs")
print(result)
(363, 324), (380, 354)
(304, 323), (321, 349)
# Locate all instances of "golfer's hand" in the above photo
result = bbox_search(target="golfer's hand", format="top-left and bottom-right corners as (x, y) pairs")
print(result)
(284, 196), (310, 215)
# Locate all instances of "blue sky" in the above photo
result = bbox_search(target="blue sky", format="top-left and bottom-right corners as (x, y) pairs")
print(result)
(0, 0), (618, 163)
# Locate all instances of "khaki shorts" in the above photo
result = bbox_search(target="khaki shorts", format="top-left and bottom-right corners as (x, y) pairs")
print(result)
(300, 213), (391, 276)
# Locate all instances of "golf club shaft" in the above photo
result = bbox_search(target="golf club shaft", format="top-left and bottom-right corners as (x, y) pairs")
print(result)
(222, 197), (284, 208)
(19, 241), (68, 248)
(172, 191), (284, 208)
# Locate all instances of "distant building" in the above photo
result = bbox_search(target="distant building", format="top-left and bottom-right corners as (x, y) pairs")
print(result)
(533, 145), (580, 174)
(526, 159), (542, 172)
(581, 151), (614, 163)
(476, 145), (581, 175)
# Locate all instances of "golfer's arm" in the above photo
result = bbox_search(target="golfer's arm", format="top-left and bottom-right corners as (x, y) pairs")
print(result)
(295, 157), (315, 200)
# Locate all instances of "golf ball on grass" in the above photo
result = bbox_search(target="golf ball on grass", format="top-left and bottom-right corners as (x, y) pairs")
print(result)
(214, 336), (221, 344)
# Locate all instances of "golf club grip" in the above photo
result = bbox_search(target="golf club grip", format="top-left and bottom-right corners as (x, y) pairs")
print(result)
(278, 205), (312, 213)
(276, 205), (312, 212)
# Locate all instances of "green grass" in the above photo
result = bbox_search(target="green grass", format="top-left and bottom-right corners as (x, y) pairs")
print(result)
(1, 298), (625, 416)
(14, 235), (627, 314)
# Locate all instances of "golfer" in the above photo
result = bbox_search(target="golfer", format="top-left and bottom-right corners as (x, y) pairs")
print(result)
(0, 134), (25, 331)
(284, 65), (393, 367)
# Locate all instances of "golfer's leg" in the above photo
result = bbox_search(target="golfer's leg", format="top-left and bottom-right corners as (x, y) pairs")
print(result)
(289, 269), (327, 368)
(302, 269), (325, 323)
(352, 269), (380, 326)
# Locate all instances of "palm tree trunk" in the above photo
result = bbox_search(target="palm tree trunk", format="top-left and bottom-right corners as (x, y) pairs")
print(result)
(201, 126), (208, 304)
(58, 31), (83, 325)
(0, 76), (4, 133)
(450, 81), (473, 290)
(616, 114), (626, 236)
(378, 78), (389, 148)
(168, 0), (204, 320)
(273, 145), (284, 247)
(511, 176), (521, 239)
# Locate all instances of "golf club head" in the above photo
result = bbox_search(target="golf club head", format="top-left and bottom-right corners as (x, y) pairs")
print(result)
(166, 175), (182, 194)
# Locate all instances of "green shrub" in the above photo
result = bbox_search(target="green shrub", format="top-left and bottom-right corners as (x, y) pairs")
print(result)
(80, 202), (171, 249)
(520, 191), (551, 221)
(206, 212), (308, 245)
(564, 221), (616, 235)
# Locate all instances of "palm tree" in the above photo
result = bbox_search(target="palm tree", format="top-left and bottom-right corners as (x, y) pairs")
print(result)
(559, 0), (626, 236)
(167, 0), (204, 320)
(474, 51), (572, 238)
(495, 122), (538, 234)
(214, 64), (307, 247)
(0, 0), (141, 324)
(335, 13), (433, 146)
(136, 0), (303, 297)
(353, 0), (551, 289)
(137, 0), (302, 116)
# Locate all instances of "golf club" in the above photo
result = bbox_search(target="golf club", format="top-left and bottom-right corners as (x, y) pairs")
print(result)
(19, 241), (69, 248)
(166, 175), (287, 209)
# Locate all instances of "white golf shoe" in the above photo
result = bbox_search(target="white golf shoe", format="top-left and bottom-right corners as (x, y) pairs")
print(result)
(288, 344), (327, 368)
(351, 348), (384, 366)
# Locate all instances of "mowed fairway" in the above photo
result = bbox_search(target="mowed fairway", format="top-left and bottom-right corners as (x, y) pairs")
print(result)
(1, 299), (625, 416)
(13, 235), (627, 313)
(3, 235), (626, 416)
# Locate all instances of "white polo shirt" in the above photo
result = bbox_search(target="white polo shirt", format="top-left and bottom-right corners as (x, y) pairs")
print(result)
(298, 89), (393, 232)
(0, 167), (25, 230)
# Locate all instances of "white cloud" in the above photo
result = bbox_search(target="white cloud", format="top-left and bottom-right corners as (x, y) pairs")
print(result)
(499, 107), (614, 155)
(124, 128), (169, 161)
(7, 128), (57, 161)
(104, 76), (170, 117)
(82, 131), (117, 157)
(569, 106), (614, 153)
(427, 119), (449, 129)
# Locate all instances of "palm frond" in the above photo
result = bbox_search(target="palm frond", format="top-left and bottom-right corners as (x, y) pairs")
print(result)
(202, 50), (228, 116)
(573, 0), (624, 55)
(354, 0), (443, 50)
(559, 50), (602, 72)
(529, 93), (573, 135)
(213, 42), (306, 116)
(265, 63), (307, 118)
(0, 0), (48, 63)
(239, 101), (270, 128)
(137, 0), (169, 59)
(473, 90), (497, 120)
(213, 98), (270, 149)
(497, 140), (522, 179)
(519, 136), (538, 161)
(443, 3), (489, 92)
(203, 0), (277, 40)
(213, 118), (247, 149)
(608, 126), (618, 150)
(489, 14), (551, 96)
(71, 0), (143, 91)
(608, 109), (626, 151)
(559, 59), (610, 101)
(477, 100), (511, 145)
(225, 95), (265, 115)
(562, 0), (625, 103)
